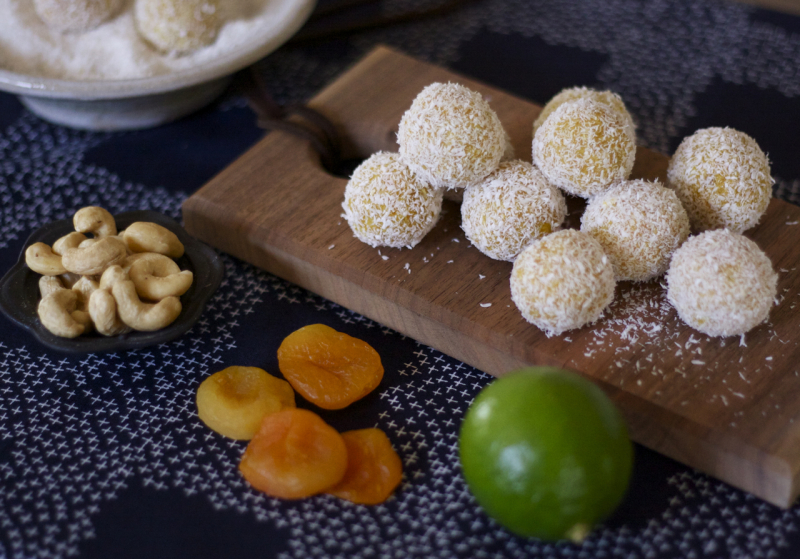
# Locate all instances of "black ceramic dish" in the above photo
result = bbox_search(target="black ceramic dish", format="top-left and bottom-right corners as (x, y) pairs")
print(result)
(0, 210), (225, 353)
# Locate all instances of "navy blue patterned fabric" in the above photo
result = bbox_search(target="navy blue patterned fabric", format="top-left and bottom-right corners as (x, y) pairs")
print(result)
(3, 1), (800, 558)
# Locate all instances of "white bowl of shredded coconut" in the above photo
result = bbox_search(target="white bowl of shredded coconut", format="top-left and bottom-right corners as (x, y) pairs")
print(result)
(0, 0), (315, 129)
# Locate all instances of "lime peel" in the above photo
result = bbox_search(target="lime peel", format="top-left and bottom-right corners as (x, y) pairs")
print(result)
(458, 366), (633, 541)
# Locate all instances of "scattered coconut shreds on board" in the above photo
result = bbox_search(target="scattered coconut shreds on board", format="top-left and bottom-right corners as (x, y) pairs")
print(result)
(337, 81), (795, 427)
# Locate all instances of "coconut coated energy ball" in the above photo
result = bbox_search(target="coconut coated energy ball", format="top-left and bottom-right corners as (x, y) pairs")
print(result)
(442, 128), (515, 204)
(533, 86), (635, 135)
(666, 127), (772, 233)
(34, 0), (122, 32)
(580, 180), (690, 282)
(666, 229), (777, 337)
(397, 82), (505, 191)
(135, 0), (221, 54)
(461, 161), (567, 262)
(343, 152), (443, 249)
(532, 97), (636, 198)
(510, 229), (616, 336)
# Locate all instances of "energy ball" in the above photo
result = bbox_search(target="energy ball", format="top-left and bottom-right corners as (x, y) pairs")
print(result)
(581, 179), (690, 282)
(666, 229), (777, 337)
(443, 128), (512, 204)
(343, 152), (443, 249)
(135, 0), (221, 54)
(510, 229), (616, 336)
(461, 160), (567, 261)
(34, 0), (122, 32)
(533, 86), (634, 135)
(532, 97), (636, 198)
(667, 127), (772, 233)
(398, 82), (505, 191)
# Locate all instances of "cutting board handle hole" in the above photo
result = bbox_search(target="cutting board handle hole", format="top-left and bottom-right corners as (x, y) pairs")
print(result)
(324, 156), (365, 179)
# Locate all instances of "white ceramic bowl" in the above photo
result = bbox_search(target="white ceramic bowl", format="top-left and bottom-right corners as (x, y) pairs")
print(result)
(0, 0), (316, 130)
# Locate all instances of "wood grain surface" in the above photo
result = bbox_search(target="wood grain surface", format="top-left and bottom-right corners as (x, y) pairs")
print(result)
(183, 45), (800, 508)
(733, 0), (800, 15)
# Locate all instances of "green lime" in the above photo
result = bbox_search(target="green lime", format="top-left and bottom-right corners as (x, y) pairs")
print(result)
(459, 367), (633, 541)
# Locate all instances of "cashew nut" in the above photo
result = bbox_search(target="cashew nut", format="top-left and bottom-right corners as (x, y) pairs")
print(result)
(25, 242), (67, 276)
(99, 264), (129, 290)
(73, 309), (93, 333)
(112, 280), (182, 331)
(78, 238), (98, 249)
(129, 254), (193, 301)
(89, 288), (132, 337)
(123, 222), (184, 259)
(39, 275), (64, 298)
(37, 289), (89, 338)
(115, 235), (133, 255)
(72, 276), (99, 311)
(27, 208), (190, 339)
(52, 232), (87, 256)
(59, 272), (83, 289)
(74, 206), (117, 238)
(61, 236), (127, 276)
(122, 251), (164, 274)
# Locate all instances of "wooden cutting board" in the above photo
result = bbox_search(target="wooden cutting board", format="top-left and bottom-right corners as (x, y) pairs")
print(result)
(183, 45), (800, 508)
(734, 0), (800, 16)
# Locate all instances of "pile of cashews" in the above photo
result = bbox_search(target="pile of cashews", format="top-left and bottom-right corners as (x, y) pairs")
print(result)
(25, 206), (193, 339)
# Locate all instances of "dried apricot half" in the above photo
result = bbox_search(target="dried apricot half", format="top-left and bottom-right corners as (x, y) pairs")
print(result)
(196, 366), (295, 440)
(239, 408), (347, 499)
(326, 428), (403, 505)
(277, 324), (384, 410)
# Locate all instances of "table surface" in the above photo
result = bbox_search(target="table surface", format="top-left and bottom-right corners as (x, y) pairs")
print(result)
(3, 1), (800, 558)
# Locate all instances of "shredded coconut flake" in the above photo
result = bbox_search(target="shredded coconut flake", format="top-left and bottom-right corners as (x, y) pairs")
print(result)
(0, 0), (278, 79)
(397, 82), (505, 190)
(666, 229), (778, 337)
(533, 86), (635, 135)
(342, 152), (443, 249)
(461, 160), (567, 261)
(580, 179), (690, 282)
(532, 97), (636, 198)
(667, 127), (772, 233)
(510, 230), (615, 336)
(34, 0), (122, 33)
